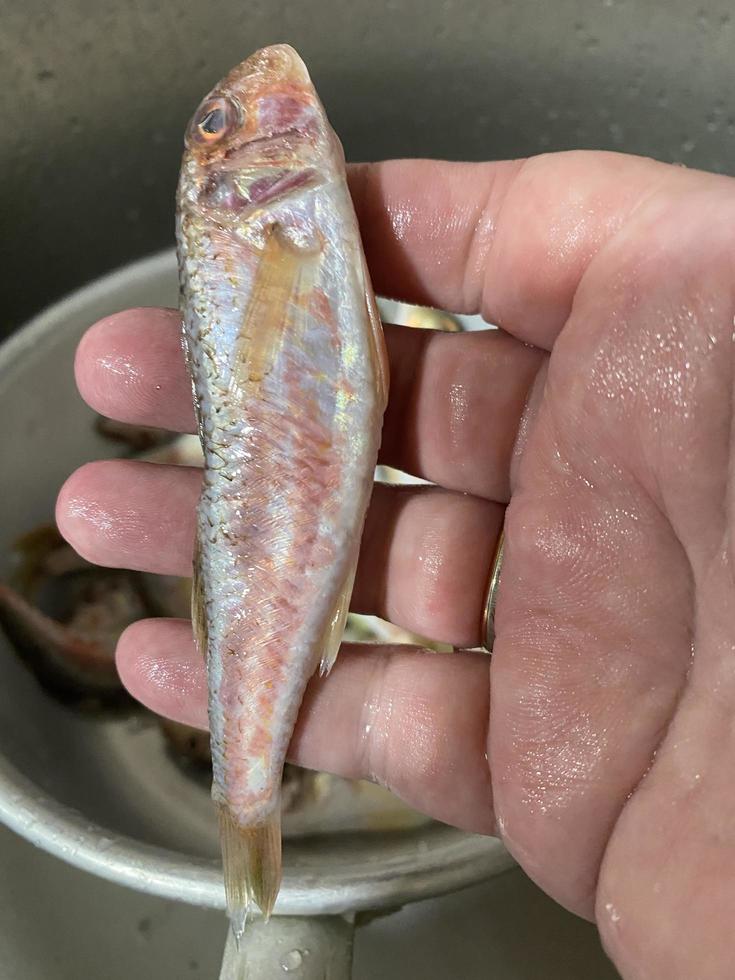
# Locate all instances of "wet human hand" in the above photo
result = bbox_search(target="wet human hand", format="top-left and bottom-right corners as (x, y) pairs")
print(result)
(58, 152), (735, 980)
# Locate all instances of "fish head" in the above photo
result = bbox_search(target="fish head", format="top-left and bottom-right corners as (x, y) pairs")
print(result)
(179, 44), (338, 219)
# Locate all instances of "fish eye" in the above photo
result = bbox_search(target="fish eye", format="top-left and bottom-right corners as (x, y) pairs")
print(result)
(191, 95), (241, 144)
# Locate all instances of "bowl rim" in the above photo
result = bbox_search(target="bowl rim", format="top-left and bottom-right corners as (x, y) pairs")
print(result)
(0, 251), (514, 914)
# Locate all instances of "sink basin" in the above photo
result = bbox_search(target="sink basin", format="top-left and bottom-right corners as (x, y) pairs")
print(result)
(0, 823), (619, 978)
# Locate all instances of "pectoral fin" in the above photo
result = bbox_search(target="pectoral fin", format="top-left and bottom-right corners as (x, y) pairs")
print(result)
(232, 225), (320, 389)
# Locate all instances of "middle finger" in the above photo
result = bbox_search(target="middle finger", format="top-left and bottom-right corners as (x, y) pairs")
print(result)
(56, 460), (503, 647)
(76, 308), (544, 501)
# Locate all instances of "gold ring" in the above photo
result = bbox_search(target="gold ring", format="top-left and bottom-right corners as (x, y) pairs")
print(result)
(481, 527), (505, 652)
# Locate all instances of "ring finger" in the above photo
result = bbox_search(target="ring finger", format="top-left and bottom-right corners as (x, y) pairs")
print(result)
(56, 461), (504, 647)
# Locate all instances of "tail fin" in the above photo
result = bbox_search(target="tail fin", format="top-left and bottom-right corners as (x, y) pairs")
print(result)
(218, 805), (282, 942)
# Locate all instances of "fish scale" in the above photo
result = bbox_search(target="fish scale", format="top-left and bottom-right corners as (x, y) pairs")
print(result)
(176, 43), (388, 939)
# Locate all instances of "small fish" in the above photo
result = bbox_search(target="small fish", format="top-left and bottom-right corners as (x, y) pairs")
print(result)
(176, 44), (388, 937)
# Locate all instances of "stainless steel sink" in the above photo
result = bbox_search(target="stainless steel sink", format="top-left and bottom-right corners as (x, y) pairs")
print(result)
(0, 823), (619, 978)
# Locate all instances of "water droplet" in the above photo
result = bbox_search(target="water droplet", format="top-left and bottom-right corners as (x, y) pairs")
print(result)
(574, 20), (586, 33)
(36, 68), (55, 82)
(538, 133), (551, 148)
(152, 130), (167, 145)
(696, 8), (708, 27)
(706, 120), (719, 133)
(656, 91), (669, 108)
(546, 107), (559, 121)
(604, 902), (621, 923)
(720, 12), (731, 26)
(137, 917), (153, 941)
(681, 138), (696, 153)
(281, 949), (304, 972)
(126, 206), (141, 223)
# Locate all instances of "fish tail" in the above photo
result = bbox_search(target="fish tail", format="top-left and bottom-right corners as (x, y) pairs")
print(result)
(218, 805), (282, 940)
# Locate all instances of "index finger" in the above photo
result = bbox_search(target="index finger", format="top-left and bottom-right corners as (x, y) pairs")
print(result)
(348, 152), (712, 349)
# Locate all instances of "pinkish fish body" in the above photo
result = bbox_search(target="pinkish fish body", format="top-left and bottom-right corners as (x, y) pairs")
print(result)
(175, 44), (387, 935)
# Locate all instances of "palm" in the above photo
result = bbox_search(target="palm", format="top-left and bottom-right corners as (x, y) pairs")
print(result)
(59, 152), (735, 980)
(506, 177), (735, 978)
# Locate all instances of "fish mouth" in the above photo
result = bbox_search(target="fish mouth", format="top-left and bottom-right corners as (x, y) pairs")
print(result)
(221, 44), (312, 98)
